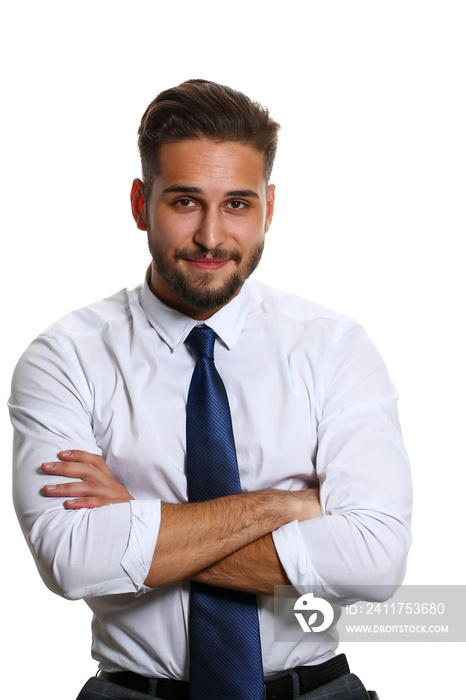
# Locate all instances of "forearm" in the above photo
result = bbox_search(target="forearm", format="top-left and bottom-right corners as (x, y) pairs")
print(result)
(30, 448), (320, 594)
(144, 489), (314, 588)
(192, 534), (290, 595)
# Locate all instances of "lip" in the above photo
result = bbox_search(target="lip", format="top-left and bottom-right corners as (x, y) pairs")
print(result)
(184, 258), (231, 271)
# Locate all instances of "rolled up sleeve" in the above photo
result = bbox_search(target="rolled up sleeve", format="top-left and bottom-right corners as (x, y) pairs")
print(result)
(273, 323), (412, 604)
(9, 333), (161, 599)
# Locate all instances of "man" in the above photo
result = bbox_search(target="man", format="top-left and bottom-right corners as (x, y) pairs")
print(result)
(9, 79), (412, 699)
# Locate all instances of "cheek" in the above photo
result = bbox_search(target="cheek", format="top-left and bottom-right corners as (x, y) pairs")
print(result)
(228, 210), (266, 239)
(234, 221), (266, 249)
(151, 212), (195, 247)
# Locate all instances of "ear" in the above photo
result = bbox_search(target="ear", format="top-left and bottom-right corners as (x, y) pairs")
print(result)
(265, 184), (276, 233)
(131, 178), (147, 231)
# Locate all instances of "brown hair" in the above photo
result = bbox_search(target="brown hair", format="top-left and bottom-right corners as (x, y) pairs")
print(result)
(137, 79), (280, 197)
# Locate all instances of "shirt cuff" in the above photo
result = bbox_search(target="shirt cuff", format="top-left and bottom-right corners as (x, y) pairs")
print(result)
(121, 499), (161, 595)
(272, 520), (327, 597)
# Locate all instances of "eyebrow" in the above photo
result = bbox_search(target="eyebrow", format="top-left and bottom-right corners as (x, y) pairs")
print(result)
(162, 185), (260, 199)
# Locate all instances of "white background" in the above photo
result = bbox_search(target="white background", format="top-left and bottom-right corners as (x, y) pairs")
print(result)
(1, 1), (465, 698)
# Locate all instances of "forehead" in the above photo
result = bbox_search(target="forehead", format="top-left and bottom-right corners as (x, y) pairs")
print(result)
(154, 139), (267, 193)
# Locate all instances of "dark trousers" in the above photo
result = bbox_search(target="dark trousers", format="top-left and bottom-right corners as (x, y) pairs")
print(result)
(76, 673), (379, 699)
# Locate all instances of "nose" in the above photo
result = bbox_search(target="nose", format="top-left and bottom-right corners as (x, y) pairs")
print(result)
(193, 207), (226, 251)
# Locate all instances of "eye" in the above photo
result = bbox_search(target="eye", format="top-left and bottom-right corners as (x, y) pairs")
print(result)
(175, 198), (198, 209)
(225, 200), (248, 211)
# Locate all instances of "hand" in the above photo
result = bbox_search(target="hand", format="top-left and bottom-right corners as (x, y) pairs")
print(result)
(41, 450), (133, 509)
(288, 486), (322, 521)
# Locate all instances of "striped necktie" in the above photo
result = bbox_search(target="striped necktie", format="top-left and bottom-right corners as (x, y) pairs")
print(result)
(185, 325), (264, 700)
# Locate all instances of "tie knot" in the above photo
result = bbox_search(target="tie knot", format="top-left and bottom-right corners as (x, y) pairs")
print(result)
(186, 325), (216, 360)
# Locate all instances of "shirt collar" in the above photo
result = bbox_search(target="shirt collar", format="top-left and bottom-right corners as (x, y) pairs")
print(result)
(140, 270), (251, 352)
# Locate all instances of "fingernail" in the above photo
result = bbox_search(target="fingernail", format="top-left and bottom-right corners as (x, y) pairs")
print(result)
(59, 450), (72, 457)
(42, 462), (56, 469)
(45, 485), (57, 491)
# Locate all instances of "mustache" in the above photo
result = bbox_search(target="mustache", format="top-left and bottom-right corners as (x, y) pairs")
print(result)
(175, 248), (243, 264)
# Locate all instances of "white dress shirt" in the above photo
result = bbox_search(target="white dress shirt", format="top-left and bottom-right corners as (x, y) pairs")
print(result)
(9, 276), (412, 679)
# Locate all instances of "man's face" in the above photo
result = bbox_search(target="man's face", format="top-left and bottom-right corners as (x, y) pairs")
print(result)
(133, 138), (275, 319)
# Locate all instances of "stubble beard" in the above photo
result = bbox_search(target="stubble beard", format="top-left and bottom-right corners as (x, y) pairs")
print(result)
(147, 235), (265, 312)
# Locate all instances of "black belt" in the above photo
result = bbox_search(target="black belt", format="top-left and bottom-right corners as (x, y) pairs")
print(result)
(99, 653), (350, 700)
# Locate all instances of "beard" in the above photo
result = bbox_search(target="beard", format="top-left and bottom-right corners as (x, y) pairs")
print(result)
(147, 236), (264, 312)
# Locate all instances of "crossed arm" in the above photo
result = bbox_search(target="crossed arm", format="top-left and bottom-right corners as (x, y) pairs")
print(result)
(41, 451), (322, 595)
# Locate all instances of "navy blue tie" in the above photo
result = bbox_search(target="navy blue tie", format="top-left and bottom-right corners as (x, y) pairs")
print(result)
(185, 325), (264, 700)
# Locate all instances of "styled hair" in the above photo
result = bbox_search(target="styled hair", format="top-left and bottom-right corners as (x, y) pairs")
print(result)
(137, 79), (280, 197)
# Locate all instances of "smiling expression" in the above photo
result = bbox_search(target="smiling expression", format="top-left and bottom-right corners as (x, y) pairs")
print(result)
(132, 138), (275, 319)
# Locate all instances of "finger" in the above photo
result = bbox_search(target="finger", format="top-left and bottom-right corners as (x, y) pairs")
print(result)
(64, 496), (119, 510)
(57, 450), (113, 476)
(42, 479), (113, 499)
(42, 461), (110, 484)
